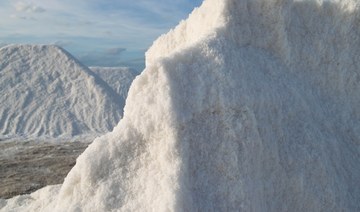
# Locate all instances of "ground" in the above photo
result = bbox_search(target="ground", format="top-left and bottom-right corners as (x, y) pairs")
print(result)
(0, 140), (89, 199)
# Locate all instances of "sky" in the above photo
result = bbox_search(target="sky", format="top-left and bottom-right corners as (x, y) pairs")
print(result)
(0, 0), (203, 71)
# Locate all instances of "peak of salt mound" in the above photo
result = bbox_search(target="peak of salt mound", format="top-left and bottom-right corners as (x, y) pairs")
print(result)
(2, 0), (360, 211)
(0, 44), (124, 139)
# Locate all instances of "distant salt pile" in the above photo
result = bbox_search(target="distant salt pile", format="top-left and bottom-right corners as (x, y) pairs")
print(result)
(90, 66), (137, 100)
(0, 45), (124, 139)
(2, 0), (360, 211)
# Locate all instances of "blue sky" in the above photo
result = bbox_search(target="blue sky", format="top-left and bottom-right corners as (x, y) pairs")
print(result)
(0, 0), (203, 70)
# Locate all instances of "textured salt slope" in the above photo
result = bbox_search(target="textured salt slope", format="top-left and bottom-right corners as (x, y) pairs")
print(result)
(0, 45), (124, 139)
(2, 0), (360, 211)
(90, 66), (137, 100)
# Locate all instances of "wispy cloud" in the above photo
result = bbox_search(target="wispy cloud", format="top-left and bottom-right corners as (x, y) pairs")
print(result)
(14, 2), (46, 13)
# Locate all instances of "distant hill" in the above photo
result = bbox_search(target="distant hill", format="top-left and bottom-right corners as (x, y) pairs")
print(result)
(90, 66), (137, 100)
(0, 44), (124, 139)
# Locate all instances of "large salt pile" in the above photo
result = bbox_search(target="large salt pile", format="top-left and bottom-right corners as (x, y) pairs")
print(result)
(0, 45), (124, 139)
(2, 0), (360, 211)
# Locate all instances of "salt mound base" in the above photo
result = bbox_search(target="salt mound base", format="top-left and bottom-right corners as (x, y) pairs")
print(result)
(0, 45), (124, 139)
(2, 0), (360, 211)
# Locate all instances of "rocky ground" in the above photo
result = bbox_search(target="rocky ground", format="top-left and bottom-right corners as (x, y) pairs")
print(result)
(0, 140), (89, 199)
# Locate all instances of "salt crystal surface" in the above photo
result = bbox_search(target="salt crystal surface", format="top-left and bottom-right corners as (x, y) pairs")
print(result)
(2, 0), (360, 211)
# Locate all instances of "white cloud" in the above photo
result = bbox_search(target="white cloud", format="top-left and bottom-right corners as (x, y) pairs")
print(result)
(15, 2), (46, 13)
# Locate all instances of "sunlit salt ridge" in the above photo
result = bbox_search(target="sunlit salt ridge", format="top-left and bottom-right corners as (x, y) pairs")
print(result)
(0, 44), (125, 140)
(1, 0), (360, 211)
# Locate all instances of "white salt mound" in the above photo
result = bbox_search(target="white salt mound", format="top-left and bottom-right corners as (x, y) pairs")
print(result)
(0, 44), (124, 139)
(2, 0), (360, 211)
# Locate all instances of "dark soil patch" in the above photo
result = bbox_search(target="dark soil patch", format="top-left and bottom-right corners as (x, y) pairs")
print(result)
(0, 141), (89, 199)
